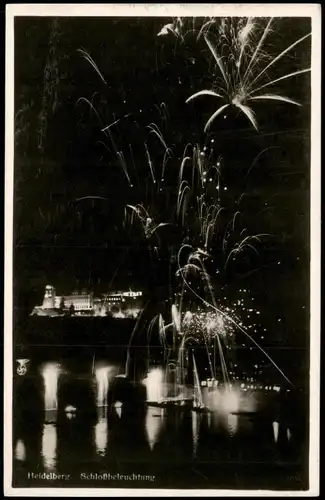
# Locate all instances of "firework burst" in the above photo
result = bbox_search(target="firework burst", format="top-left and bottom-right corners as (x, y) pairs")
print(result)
(76, 22), (296, 391)
(185, 17), (311, 131)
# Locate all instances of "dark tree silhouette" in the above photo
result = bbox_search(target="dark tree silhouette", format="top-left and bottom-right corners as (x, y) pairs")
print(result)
(68, 303), (75, 316)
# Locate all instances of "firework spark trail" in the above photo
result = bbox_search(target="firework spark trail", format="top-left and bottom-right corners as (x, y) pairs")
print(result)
(192, 352), (204, 407)
(171, 303), (181, 334)
(125, 302), (152, 378)
(75, 196), (109, 201)
(154, 102), (170, 124)
(147, 123), (171, 153)
(96, 140), (112, 156)
(178, 156), (191, 188)
(194, 145), (206, 187)
(144, 142), (156, 184)
(161, 149), (171, 182)
(117, 151), (131, 184)
(176, 256), (215, 380)
(77, 97), (135, 186)
(177, 244), (293, 387)
(157, 17), (184, 40)
(203, 104), (231, 132)
(231, 211), (241, 232)
(251, 68), (311, 96)
(205, 34), (230, 90)
(177, 181), (190, 219)
(197, 18), (217, 41)
(248, 32), (311, 91)
(157, 16), (218, 43)
(158, 314), (168, 361)
(163, 247), (217, 382)
(78, 48), (107, 84)
(244, 146), (278, 180)
(216, 334), (230, 384)
(237, 17), (257, 73)
(101, 113), (132, 132)
(193, 252), (228, 382)
(225, 233), (270, 269)
(175, 142), (229, 256)
(126, 203), (170, 241)
(177, 143), (220, 239)
(78, 96), (126, 161)
(243, 18), (273, 82)
(77, 97), (103, 124)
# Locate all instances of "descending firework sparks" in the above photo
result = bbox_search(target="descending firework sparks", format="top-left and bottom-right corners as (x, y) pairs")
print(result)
(126, 204), (170, 240)
(146, 123), (171, 154)
(76, 29), (295, 391)
(157, 17), (217, 41)
(185, 17), (310, 131)
(176, 244), (293, 386)
(77, 48), (107, 84)
(144, 142), (156, 184)
(77, 98), (273, 386)
(157, 17), (184, 39)
(175, 143), (226, 251)
(224, 233), (270, 268)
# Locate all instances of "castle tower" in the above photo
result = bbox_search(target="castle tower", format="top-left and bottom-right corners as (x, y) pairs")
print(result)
(42, 285), (56, 309)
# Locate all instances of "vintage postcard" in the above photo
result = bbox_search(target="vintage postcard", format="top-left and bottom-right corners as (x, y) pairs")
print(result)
(4, 4), (321, 496)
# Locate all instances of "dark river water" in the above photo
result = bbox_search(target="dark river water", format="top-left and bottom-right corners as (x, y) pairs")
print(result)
(13, 358), (309, 490)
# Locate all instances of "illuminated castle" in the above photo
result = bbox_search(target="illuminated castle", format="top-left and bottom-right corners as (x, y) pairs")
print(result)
(42, 285), (56, 309)
(31, 286), (143, 318)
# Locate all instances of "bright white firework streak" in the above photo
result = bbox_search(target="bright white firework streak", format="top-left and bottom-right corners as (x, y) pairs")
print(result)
(192, 352), (203, 408)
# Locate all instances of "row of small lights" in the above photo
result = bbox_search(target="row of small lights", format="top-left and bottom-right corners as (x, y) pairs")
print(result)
(240, 383), (281, 392)
(200, 379), (282, 392)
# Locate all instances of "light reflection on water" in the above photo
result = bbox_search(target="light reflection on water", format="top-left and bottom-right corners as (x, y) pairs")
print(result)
(145, 406), (165, 450)
(227, 414), (239, 437)
(15, 439), (26, 461)
(143, 368), (164, 403)
(191, 411), (201, 456)
(95, 416), (108, 457)
(202, 385), (257, 414)
(18, 401), (296, 473)
(41, 363), (61, 411)
(41, 424), (57, 471)
(273, 420), (279, 442)
(15, 361), (299, 475)
(95, 365), (115, 407)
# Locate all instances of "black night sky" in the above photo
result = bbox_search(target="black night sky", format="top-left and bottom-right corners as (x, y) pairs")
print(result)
(13, 16), (311, 357)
